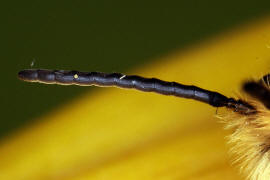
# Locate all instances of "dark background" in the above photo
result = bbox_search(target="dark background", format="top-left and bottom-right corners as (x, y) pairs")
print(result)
(2, 1), (270, 139)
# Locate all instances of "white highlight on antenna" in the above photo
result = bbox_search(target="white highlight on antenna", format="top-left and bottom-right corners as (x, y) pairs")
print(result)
(120, 75), (126, 79)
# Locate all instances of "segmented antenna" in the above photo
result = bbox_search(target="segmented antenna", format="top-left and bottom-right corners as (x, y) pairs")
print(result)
(18, 69), (256, 115)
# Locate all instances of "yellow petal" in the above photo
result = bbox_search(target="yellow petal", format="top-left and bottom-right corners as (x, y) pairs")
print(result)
(1, 17), (270, 180)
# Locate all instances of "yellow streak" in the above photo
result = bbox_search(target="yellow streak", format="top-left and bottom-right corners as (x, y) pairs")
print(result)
(1, 17), (270, 180)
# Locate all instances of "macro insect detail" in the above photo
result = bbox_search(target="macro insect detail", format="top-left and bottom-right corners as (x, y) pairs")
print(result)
(18, 69), (270, 180)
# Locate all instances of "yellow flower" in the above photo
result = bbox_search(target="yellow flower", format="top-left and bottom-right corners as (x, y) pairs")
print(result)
(1, 17), (270, 180)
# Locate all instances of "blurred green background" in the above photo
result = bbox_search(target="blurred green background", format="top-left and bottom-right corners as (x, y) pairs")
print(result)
(2, 1), (270, 139)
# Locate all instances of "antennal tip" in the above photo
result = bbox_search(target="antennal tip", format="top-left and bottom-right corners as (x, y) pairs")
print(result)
(18, 69), (38, 82)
